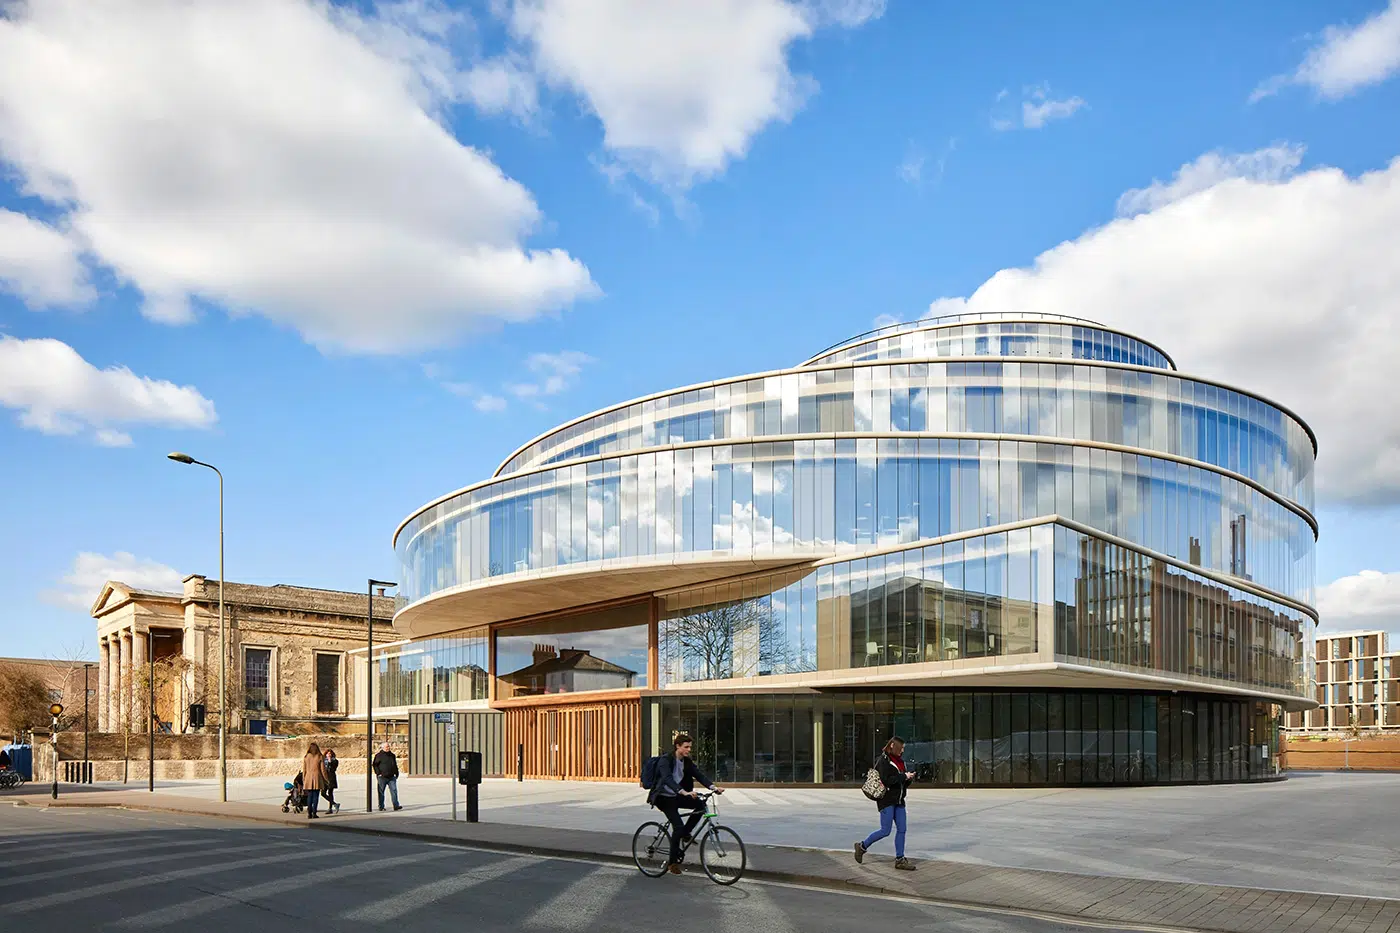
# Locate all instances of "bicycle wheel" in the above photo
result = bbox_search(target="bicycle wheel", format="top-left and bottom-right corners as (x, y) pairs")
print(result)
(632, 821), (672, 877)
(700, 825), (746, 885)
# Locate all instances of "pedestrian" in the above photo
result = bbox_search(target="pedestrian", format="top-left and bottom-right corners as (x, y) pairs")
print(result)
(372, 741), (401, 811)
(301, 742), (327, 820)
(854, 736), (917, 871)
(322, 748), (340, 815)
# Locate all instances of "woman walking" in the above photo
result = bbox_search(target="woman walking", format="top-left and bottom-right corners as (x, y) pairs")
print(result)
(854, 736), (917, 871)
(323, 749), (340, 815)
(301, 743), (327, 819)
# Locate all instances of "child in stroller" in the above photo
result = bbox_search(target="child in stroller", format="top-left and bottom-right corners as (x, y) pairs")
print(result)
(281, 771), (308, 813)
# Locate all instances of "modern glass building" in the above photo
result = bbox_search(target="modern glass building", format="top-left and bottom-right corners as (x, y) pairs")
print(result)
(390, 313), (1318, 785)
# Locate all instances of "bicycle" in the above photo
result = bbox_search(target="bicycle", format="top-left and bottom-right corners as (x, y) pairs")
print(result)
(632, 792), (746, 885)
(0, 769), (26, 789)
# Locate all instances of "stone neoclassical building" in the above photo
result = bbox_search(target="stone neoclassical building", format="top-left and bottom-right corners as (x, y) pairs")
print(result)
(92, 574), (394, 735)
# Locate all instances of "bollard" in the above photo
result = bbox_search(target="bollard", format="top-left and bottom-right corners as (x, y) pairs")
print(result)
(517, 743), (524, 782)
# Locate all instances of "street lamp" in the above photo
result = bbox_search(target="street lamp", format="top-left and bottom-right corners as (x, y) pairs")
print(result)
(167, 452), (227, 803)
(83, 663), (93, 784)
(148, 633), (156, 793)
(49, 702), (63, 799)
(366, 579), (396, 813)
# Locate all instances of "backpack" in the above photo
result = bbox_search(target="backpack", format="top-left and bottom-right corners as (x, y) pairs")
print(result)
(861, 765), (887, 801)
(640, 754), (666, 790)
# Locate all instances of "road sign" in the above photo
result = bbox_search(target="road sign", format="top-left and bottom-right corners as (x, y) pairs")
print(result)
(432, 711), (452, 724)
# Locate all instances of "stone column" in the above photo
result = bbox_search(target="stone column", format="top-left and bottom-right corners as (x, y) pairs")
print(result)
(106, 638), (119, 732)
(118, 631), (132, 734)
(131, 628), (148, 733)
(98, 638), (110, 731)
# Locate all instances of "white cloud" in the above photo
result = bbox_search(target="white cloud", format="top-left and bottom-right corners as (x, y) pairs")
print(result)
(897, 147), (925, 186)
(1318, 570), (1400, 635)
(1116, 144), (1306, 217)
(1254, 0), (1400, 101)
(463, 55), (542, 119)
(43, 551), (184, 610)
(508, 349), (593, 399)
(473, 393), (509, 413)
(992, 84), (1086, 131)
(1021, 91), (1086, 130)
(0, 209), (91, 307)
(921, 147), (1400, 506)
(0, 0), (597, 354)
(494, 0), (882, 188)
(0, 335), (217, 444)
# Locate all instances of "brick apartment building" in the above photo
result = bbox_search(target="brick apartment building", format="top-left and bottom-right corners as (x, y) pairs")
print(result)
(1287, 630), (1400, 733)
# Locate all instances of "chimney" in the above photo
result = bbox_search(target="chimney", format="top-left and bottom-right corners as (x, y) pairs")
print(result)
(532, 643), (558, 667)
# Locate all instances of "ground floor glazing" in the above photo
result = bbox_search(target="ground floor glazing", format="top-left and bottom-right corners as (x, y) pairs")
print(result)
(644, 689), (1282, 786)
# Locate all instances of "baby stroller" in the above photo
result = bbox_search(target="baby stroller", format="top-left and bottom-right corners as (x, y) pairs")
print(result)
(281, 772), (308, 813)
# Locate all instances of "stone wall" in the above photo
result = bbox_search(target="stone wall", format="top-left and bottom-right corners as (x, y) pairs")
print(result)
(34, 734), (410, 782)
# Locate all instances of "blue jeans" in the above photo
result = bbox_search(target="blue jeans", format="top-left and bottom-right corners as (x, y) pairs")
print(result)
(306, 788), (321, 816)
(862, 804), (907, 858)
(377, 775), (399, 809)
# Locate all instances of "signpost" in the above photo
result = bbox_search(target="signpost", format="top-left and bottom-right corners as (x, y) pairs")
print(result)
(434, 711), (456, 821)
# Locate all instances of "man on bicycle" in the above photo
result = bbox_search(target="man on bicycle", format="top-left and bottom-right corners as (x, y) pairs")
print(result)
(648, 731), (724, 874)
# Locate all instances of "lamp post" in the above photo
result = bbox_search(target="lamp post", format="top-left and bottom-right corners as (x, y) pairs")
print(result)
(168, 452), (226, 803)
(83, 663), (93, 783)
(366, 579), (396, 813)
(49, 703), (63, 799)
(148, 633), (155, 792)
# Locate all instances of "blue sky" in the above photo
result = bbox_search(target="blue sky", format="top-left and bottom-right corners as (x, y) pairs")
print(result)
(3, 0), (1400, 659)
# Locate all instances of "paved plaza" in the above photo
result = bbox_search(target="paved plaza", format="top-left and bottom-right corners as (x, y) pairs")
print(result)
(116, 770), (1400, 899)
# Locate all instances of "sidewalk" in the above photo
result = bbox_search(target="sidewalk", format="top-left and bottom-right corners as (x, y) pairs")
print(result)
(77, 770), (1400, 898)
(10, 785), (1400, 933)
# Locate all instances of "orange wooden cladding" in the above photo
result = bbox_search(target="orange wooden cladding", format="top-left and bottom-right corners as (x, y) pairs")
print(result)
(504, 695), (642, 781)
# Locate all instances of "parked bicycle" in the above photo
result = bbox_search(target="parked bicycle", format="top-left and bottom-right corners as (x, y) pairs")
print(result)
(0, 769), (26, 789)
(632, 792), (746, 885)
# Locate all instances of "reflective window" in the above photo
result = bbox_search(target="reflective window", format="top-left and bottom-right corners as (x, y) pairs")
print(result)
(399, 440), (1315, 609)
(496, 603), (649, 699)
(368, 630), (489, 707)
(648, 689), (1279, 785)
(492, 361), (1314, 514)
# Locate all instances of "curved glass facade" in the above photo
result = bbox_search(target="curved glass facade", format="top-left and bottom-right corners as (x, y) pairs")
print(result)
(394, 312), (1318, 786)
(490, 362), (1314, 511)
(804, 319), (1173, 370)
(657, 522), (1309, 695)
(399, 438), (1313, 608)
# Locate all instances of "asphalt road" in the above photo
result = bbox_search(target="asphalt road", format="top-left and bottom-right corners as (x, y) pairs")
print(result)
(0, 805), (1148, 933)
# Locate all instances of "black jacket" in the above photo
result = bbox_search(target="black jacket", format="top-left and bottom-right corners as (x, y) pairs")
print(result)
(372, 750), (399, 779)
(648, 753), (713, 806)
(873, 752), (912, 810)
(324, 756), (339, 789)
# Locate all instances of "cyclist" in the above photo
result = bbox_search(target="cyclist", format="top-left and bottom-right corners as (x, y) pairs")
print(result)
(647, 731), (724, 874)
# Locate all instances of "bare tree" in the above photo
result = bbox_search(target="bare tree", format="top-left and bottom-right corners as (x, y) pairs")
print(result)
(664, 598), (797, 681)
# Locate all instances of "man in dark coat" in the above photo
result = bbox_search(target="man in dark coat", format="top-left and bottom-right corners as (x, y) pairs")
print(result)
(649, 732), (724, 874)
(372, 742), (401, 811)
